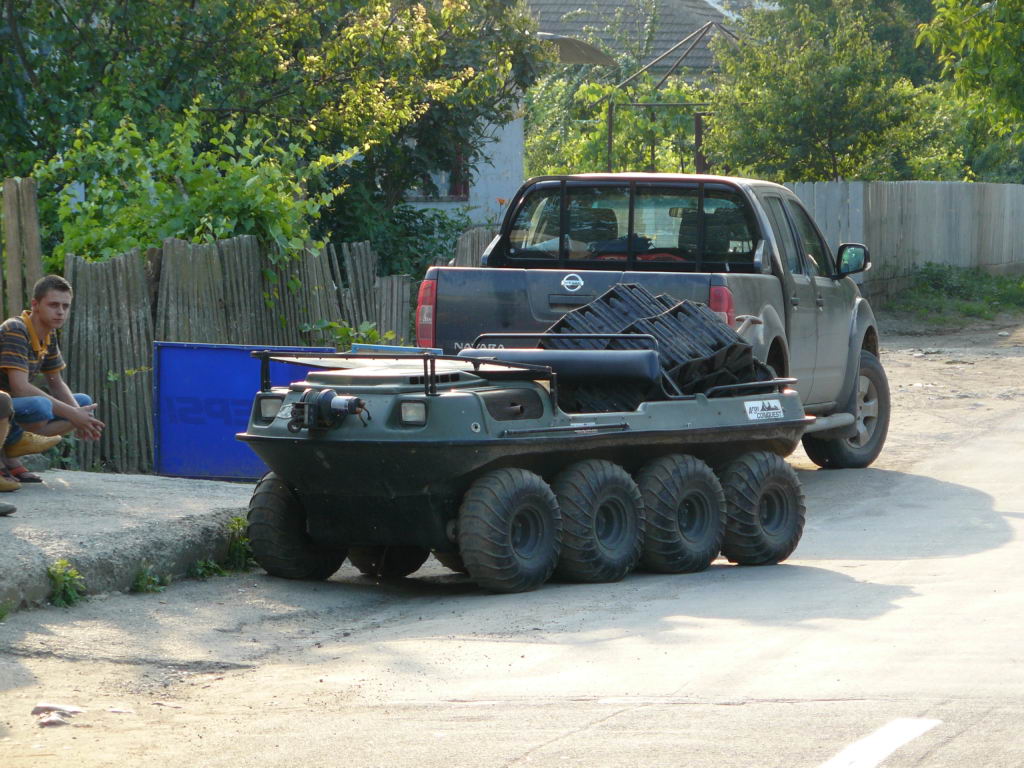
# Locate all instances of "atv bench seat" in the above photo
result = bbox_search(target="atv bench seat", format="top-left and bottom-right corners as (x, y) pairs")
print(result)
(457, 347), (661, 388)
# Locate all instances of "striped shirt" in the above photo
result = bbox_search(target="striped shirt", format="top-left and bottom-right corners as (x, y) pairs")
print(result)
(0, 310), (65, 392)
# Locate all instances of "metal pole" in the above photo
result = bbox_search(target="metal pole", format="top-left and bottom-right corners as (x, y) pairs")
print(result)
(606, 101), (616, 172)
(694, 113), (709, 174)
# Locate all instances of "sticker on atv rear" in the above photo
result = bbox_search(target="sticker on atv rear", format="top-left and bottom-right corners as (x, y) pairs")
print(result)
(744, 399), (784, 421)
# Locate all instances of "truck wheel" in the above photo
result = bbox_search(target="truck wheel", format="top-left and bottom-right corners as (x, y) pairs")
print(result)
(637, 454), (725, 573)
(719, 452), (805, 565)
(802, 350), (890, 469)
(458, 469), (561, 593)
(432, 550), (469, 574)
(347, 546), (430, 579)
(553, 460), (644, 582)
(247, 473), (346, 580)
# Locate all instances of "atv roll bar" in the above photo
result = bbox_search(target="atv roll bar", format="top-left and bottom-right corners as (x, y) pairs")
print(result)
(250, 349), (560, 399)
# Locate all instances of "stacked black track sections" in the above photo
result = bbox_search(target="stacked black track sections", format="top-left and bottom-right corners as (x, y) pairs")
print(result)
(542, 284), (769, 412)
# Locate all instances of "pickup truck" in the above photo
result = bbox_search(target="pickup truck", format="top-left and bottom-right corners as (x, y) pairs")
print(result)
(414, 173), (889, 469)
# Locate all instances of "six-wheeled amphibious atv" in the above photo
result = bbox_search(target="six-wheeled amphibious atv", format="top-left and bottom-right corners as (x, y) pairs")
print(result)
(237, 335), (811, 593)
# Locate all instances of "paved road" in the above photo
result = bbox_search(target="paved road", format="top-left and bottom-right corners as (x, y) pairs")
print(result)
(1, 411), (1022, 766)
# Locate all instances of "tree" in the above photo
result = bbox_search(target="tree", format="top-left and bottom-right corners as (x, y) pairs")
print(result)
(705, 0), (922, 181)
(524, 0), (709, 175)
(918, 0), (1024, 134)
(2, 1), (545, 267)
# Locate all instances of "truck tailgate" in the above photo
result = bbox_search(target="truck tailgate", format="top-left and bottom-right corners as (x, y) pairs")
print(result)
(432, 267), (713, 353)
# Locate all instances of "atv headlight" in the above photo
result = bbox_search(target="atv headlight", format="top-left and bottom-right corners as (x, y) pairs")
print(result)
(255, 394), (285, 423)
(400, 401), (427, 426)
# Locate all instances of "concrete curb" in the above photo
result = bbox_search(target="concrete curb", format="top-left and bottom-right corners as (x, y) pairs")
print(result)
(0, 469), (253, 611)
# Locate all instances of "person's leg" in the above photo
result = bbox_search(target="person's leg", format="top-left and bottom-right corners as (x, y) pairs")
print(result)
(0, 393), (20, 497)
(15, 393), (94, 438)
(6, 396), (63, 458)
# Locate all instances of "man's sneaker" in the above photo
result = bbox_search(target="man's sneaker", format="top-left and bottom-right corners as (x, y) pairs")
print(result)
(6, 432), (62, 458)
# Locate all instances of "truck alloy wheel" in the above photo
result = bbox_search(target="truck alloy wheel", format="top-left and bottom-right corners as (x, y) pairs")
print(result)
(458, 468), (562, 593)
(347, 546), (431, 579)
(637, 454), (726, 573)
(246, 473), (346, 580)
(719, 452), (805, 565)
(552, 459), (644, 583)
(803, 350), (891, 469)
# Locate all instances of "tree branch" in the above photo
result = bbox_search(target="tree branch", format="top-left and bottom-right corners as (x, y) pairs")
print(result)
(4, 0), (40, 88)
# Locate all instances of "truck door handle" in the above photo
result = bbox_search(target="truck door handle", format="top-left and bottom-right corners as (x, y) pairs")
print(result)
(790, 294), (800, 307)
(815, 296), (825, 308)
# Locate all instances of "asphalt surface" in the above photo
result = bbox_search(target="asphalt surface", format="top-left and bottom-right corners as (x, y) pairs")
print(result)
(0, 467), (252, 610)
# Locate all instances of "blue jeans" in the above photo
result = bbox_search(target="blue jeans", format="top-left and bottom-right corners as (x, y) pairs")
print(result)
(6, 393), (93, 445)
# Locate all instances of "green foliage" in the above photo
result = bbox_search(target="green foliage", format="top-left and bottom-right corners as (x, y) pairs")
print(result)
(527, 76), (709, 175)
(328, 197), (473, 278)
(890, 263), (1024, 323)
(33, 107), (347, 267)
(2, 1), (535, 178)
(325, 1), (548, 215)
(0, 601), (11, 622)
(919, 0), (1024, 134)
(131, 564), (171, 594)
(525, 0), (711, 175)
(224, 516), (256, 572)
(188, 560), (227, 580)
(301, 320), (396, 351)
(47, 559), (87, 607)
(706, 0), (924, 181)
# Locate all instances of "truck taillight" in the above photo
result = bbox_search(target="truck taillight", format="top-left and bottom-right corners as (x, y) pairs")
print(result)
(709, 285), (736, 326)
(416, 278), (437, 348)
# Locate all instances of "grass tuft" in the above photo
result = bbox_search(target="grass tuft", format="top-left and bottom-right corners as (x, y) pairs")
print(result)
(889, 263), (1024, 324)
(47, 559), (87, 607)
(223, 516), (256, 572)
(130, 563), (171, 593)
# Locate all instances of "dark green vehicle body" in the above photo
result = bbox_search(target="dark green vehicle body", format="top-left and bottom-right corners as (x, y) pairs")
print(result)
(238, 352), (808, 553)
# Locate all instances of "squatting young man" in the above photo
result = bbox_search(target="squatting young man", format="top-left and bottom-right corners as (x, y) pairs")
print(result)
(0, 275), (104, 490)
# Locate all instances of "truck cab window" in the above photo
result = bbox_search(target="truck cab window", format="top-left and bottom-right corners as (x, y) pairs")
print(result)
(786, 201), (831, 276)
(763, 196), (803, 275)
(565, 187), (630, 261)
(634, 186), (699, 263)
(702, 189), (758, 265)
(508, 188), (561, 259)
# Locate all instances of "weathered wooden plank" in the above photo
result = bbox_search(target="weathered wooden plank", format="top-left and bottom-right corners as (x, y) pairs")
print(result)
(453, 227), (499, 267)
(17, 177), (44, 290)
(3, 178), (23, 315)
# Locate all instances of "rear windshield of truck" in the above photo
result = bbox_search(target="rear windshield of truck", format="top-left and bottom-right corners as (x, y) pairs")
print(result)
(503, 181), (761, 272)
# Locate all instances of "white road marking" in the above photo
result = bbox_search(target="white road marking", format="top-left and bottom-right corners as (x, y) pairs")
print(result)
(818, 718), (942, 768)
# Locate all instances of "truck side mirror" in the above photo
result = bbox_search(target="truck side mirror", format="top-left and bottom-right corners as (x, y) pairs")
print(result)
(835, 243), (870, 278)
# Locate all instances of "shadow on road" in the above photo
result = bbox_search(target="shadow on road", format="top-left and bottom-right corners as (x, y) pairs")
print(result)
(794, 467), (1012, 561)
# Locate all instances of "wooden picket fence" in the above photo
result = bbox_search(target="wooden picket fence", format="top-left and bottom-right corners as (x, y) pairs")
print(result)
(0, 178), (46, 315)
(61, 236), (413, 473)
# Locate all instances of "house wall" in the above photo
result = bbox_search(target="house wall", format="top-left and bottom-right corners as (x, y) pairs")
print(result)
(408, 117), (525, 226)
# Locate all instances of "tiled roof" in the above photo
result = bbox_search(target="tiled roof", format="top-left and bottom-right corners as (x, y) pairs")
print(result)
(527, 0), (732, 75)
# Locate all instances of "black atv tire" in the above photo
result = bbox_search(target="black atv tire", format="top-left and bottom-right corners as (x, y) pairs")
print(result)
(247, 473), (346, 580)
(347, 546), (431, 579)
(637, 454), (725, 573)
(432, 549), (469, 574)
(803, 350), (890, 469)
(458, 468), (561, 593)
(552, 459), (644, 583)
(719, 452), (805, 566)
